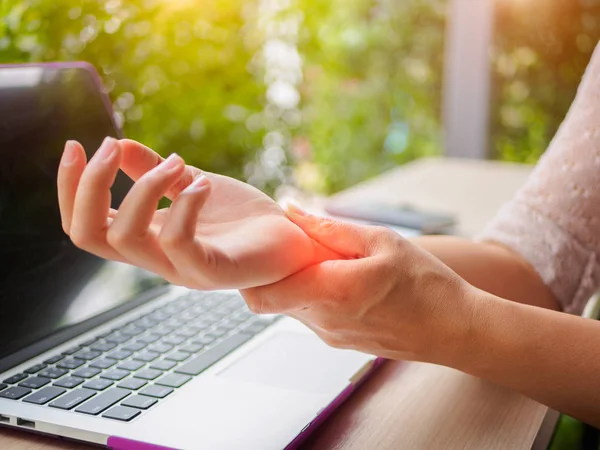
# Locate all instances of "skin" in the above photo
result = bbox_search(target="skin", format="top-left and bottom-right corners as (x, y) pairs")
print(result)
(57, 137), (336, 290)
(58, 137), (600, 427)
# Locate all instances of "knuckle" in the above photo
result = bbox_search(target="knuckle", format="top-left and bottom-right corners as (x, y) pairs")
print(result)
(158, 228), (185, 249)
(69, 227), (95, 250)
(369, 226), (400, 251)
(61, 222), (71, 236)
(321, 332), (346, 349)
(245, 294), (264, 315)
(106, 227), (131, 248)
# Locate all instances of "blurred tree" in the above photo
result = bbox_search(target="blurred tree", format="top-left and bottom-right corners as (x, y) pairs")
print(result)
(9, 0), (591, 195)
(492, 0), (600, 163)
(0, 0), (265, 180)
(293, 0), (446, 193)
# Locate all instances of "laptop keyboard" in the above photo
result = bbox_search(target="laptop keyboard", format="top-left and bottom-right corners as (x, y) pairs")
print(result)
(0, 291), (278, 422)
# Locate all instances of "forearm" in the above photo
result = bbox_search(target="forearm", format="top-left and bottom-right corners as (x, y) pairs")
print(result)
(457, 290), (600, 426)
(411, 235), (560, 310)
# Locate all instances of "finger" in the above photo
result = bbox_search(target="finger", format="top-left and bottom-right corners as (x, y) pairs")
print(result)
(107, 153), (186, 277)
(119, 139), (199, 199)
(241, 260), (349, 314)
(69, 137), (126, 261)
(283, 202), (388, 258)
(159, 175), (219, 287)
(57, 140), (87, 234)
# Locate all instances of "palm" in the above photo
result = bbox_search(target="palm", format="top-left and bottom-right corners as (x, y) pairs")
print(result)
(163, 172), (311, 287)
(119, 141), (315, 289)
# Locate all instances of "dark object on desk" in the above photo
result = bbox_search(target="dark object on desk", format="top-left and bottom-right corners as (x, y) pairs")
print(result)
(325, 201), (456, 234)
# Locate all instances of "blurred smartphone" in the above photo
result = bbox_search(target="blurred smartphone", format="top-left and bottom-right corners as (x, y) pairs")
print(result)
(324, 202), (455, 234)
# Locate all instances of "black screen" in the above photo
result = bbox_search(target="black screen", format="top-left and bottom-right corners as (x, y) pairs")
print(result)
(0, 65), (159, 361)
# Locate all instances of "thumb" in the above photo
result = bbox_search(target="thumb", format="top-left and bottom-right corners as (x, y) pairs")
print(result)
(283, 202), (382, 258)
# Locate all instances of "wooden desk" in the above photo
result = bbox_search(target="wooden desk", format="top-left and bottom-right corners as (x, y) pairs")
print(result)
(0, 158), (549, 449)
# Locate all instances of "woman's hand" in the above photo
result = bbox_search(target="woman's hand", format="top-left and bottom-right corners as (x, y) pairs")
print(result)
(242, 204), (477, 364)
(57, 137), (333, 290)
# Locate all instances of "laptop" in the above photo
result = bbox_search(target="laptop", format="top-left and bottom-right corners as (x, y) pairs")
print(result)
(0, 63), (379, 449)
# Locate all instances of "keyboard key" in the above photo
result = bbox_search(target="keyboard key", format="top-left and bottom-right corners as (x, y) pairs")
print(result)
(23, 386), (66, 405)
(57, 358), (85, 370)
(147, 311), (170, 321)
(179, 343), (203, 354)
(137, 334), (160, 344)
(163, 335), (186, 346)
(91, 342), (117, 352)
(0, 386), (31, 400)
(89, 358), (117, 370)
(24, 364), (47, 374)
(174, 328), (198, 338)
(147, 343), (173, 354)
(83, 378), (114, 391)
(133, 317), (158, 329)
(164, 318), (184, 328)
(19, 376), (50, 389)
(54, 376), (84, 389)
(102, 405), (141, 422)
(3, 373), (27, 384)
(101, 369), (129, 381)
(218, 320), (239, 331)
(122, 341), (147, 352)
(72, 367), (101, 379)
(49, 388), (96, 410)
(107, 350), (133, 361)
(95, 331), (112, 339)
(232, 311), (253, 323)
(134, 369), (162, 380)
(193, 318), (217, 329)
(176, 333), (252, 376)
(149, 359), (176, 371)
(150, 326), (173, 337)
(105, 333), (131, 344)
(117, 378), (147, 391)
(121, 395), (157, 410)
(193, 335), (216, 346)
(80, 338), (98, 346)
(43, 355), (64, 365)
(117, 360), (145, 371)
(120, 325), (145, 337)
(39, 368), (68, 379)
(133, 351), (159, 363)
(139, 385), (173, 399)
(0, 384), (6, 391)
(165, 352), (190, 362)
(73, 350), (102, 361)
(62, 346), (81, 355)
(75, 388), (130, 415)
(155, 373), (191, 388)
(207, 327), (229, 338)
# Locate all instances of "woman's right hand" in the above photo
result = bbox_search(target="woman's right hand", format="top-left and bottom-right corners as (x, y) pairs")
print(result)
(57, 138), (336, 290)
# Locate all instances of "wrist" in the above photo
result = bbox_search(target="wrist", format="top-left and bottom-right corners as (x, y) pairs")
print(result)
(424, 281), (486, 368)
(449, 287), (522, 377)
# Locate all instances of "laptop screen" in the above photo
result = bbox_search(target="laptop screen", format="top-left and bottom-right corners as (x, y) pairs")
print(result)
(0, 65), (160, 362)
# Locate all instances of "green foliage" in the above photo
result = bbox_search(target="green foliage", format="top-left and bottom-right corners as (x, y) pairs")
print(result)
(294, 0), (446, 193)
(492, 0), (600, 163)
(3, 0), (596, 194)
(0, 0), (265, 180)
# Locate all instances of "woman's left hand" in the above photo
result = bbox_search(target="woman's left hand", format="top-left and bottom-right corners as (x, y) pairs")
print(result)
(242, 204), (477, 363)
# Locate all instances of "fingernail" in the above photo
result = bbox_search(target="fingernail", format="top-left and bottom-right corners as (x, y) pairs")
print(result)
(184, 174), (210, 194)
(95, 137), (117, 162)
(160, 153), (182, 172)
(283, 200), (308, 217)
(61, 141), (77, 166)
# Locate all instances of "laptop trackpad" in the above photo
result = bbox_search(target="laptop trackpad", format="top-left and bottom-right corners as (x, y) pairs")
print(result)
(218, 332), (365, 395)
